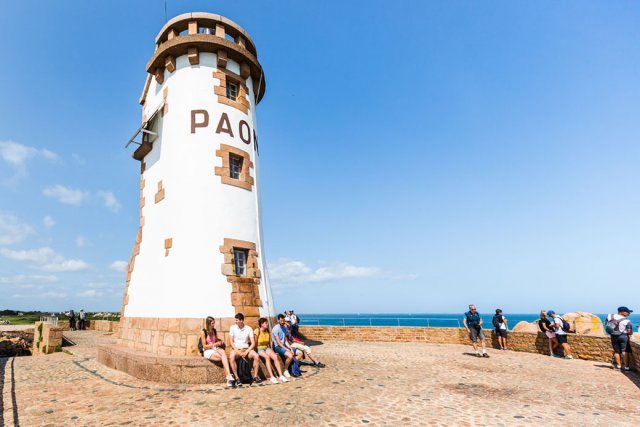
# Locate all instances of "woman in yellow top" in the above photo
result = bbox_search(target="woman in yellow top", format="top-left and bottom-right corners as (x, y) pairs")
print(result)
(254, 317), (288, 384)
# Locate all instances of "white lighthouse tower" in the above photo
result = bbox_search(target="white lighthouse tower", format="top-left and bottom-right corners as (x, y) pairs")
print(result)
(106, 13), (273, 368)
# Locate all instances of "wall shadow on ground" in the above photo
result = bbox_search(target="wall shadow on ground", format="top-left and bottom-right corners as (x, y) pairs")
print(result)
(0, 357), (20, 426)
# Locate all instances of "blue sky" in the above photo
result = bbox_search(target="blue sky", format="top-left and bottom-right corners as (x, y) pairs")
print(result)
(0, 1), (638, 314)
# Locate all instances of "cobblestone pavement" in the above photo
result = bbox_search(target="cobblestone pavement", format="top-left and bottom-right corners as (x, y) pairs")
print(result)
(1, 331), (640, 426)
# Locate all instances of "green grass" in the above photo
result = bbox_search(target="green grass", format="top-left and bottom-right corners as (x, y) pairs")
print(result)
(1, 314), (42, 325)
(1, 313), (120, 325)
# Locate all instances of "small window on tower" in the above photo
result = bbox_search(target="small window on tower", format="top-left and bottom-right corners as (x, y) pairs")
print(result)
(233, 248), (248, 276)
(229, 154), (243, 179)
(226, 82), (238, 101)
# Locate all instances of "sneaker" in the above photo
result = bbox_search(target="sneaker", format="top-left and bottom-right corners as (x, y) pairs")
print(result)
(269, 376), (278, 384)
(283, 371), (291, 378)
(482, 353), (490, 358)
(614, 365), (622, 370)
(315, 362), (326, 368)
(253, 377), (263, 385)
(623, 366), (631, 372)
(226, 375), (236, 388)
(564, 355), (573, 360)
(475, 352), (481, 357)
(279, 375), (288, 383)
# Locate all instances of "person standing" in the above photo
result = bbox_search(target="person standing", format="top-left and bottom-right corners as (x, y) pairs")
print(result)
(548, 310), (573, 359)
(463, 304), (489, 358)
(68, 310), (76, 331)
(606, 306), (634, 371)
(78, 309), (86, 330)
(538, 310), (558, 357)
(290, 310), (299, 338)
(492, 309), (508, 350)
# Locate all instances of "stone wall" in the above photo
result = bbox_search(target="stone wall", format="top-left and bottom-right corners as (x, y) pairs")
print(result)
(32, 321), (63, 355)
(92, 320), (120, 333)
(299, 326), (639, 370)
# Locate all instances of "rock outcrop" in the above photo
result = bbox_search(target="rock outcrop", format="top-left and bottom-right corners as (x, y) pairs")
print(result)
(512, 321), (540, 334)
(0, 331), (33, 356)
(562, 312), (604, 336)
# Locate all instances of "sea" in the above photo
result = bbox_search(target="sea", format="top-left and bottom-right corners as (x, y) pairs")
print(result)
(298, 313), (640, 330)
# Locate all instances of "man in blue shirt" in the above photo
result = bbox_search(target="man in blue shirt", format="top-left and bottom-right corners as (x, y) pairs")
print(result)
(463, 304), (489, 358)
(271, 314), (294, 377)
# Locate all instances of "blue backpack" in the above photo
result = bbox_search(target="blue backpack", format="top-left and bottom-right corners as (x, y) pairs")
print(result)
(288, 356), (301, 377)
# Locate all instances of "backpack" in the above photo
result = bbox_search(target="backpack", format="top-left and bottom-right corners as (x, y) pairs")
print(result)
(288, 356), (301, 377)
(197, 328), (207, 356)
(560, 318), (571, 333)
(492, 315), (502, 328)
(236, 357), (254, 384)
(605, 316), (622, 336)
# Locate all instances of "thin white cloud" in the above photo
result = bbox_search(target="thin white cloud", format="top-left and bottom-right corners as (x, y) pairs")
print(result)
(97, 191), (121, 213)
(43, 215), (56, 229)
(42, 185), (87, 206)
(0, 274), (59, 284)
(109, 260), (128, 272)
(78, 289), (103, 298)
(75, 235), (89, 248)
(43, 185), (90, 206)
(267, 258), (417, 289)
(0, 247), (89, 272)
(0, 212), (34, 245)
(0, 140), (58, 171)
(12, 290), (67, 299)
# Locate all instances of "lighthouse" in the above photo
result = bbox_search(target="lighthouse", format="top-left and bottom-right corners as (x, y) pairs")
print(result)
(104, 12), (273, 368)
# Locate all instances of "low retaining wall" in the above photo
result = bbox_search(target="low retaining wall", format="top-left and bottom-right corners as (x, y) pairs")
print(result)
(299, 326), (640, 370)
(98, 344), (227, 383)
(32, 321), (63, 355)
(55, 319), (120, 332)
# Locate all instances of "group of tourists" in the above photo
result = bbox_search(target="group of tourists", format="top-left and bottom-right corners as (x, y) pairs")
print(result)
(200, 312), (324, 387)
(463, 304), (635, 371)
(67, 309), (86, 331)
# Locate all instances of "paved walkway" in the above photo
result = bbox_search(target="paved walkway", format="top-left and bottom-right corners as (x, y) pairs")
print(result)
(1, 331), (640, 426)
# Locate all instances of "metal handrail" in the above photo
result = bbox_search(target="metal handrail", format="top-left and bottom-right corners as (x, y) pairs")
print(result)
(40, 316), (58, 326)
(300, 317), (461, 328)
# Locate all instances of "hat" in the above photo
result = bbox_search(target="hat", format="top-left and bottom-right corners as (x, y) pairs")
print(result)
(284, 316), (291, 322)
(618, 306), (633, 314)
(547, 310), (556, 316)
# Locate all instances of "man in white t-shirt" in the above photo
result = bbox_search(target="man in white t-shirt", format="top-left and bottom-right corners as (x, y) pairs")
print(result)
(607, 306), (634, 371)
(290, 310), (299, 337)
(228, 313), (261, 385)
(548, 310), (573, 360)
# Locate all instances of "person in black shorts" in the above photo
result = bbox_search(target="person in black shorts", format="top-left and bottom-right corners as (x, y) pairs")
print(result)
(463, 304), (489, 358)
(492, 309), (508, 350)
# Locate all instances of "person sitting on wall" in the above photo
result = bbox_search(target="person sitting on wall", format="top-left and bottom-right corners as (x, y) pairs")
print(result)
(463, 304), (489, 358)
(228, 313), (261, 385)
(538, 310), (559, 357)
(201, 316), (235, 387)
(254, 317), (288, 384)
(285, 317), (325, 368)
(271, 314), (294, 379)
(492, 309), (508, 351)
(548, 310), (573, 360)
